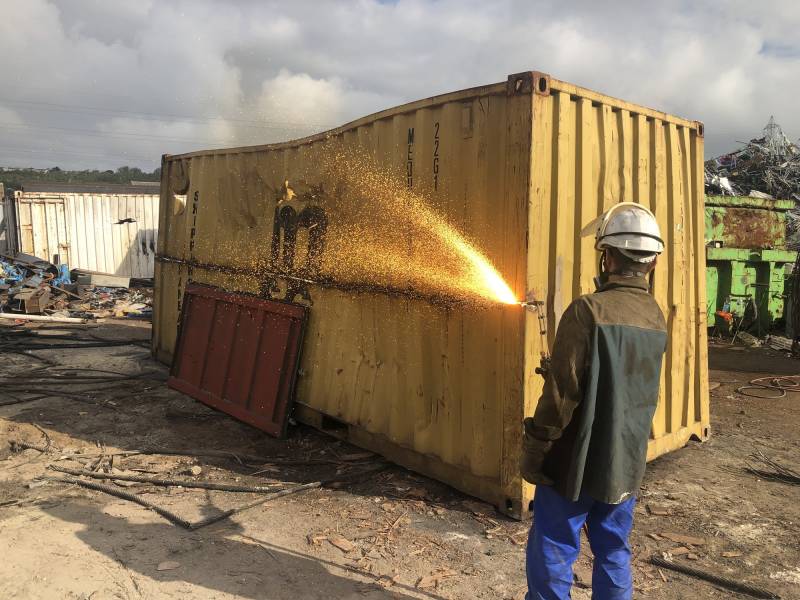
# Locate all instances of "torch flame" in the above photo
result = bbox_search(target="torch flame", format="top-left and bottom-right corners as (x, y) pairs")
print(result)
(438, 228), (519, 305)
(474, 259), (519, 305)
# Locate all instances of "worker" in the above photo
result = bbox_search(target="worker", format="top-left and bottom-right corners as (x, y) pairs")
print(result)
(521, 202), (667, 600)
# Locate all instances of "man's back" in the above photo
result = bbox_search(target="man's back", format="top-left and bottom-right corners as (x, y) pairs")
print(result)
(543, 276), (667, 503)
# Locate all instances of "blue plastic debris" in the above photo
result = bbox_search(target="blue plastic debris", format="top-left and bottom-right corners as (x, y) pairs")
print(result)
(0, 259), (24, 284)
(1, 253), (74, 314)
(53, 264), (71, 287)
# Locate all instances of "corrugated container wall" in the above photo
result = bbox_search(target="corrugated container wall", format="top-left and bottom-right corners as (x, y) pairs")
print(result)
(13, 190), (159, 278)
(153, 71), (709, 518)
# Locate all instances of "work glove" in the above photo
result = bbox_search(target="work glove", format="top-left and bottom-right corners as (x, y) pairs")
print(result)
(520, 418), (554, 486)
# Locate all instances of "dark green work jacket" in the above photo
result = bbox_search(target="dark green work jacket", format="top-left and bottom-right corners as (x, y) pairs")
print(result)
(521, 274), (667, 504)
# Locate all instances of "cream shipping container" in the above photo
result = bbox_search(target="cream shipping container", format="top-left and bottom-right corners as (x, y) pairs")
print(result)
(11, 182), (160, 278)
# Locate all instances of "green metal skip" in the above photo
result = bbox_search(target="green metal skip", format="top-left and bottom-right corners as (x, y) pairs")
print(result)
(705, 196), (797, 334)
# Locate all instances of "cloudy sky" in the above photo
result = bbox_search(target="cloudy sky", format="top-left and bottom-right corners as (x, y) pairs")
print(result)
(1, 0), (798, 170)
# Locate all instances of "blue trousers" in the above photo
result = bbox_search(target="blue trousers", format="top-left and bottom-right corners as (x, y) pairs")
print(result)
(526, 485), (635, 600)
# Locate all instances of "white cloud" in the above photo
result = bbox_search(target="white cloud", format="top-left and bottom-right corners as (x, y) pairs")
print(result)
(256, 70), (346, 129)
(0, 0), (798, 170)
(0, 106), (25, 126)
(253, 70), (388, 135)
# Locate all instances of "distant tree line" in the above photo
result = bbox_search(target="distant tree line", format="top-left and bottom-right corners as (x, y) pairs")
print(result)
(0, 166), (161, 192)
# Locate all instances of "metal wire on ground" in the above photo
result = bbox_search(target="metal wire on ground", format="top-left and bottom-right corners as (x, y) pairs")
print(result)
(745, 450), (800, 485)
(0, 328), (150, 357)
(2, 366), (164, 379)
(650, 555), (780, 599)
(737, 376), (800, 398)
(0, 365), (166, 407)
(2, 350), (57, 365)
(1, 341), (138, 350)
(2, 365), (166, 380)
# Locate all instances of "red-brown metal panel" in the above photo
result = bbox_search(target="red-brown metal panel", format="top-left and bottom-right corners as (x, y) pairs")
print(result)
(168, 283), (306, 437)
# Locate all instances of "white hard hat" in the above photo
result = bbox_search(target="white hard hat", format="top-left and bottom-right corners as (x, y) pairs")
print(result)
(581, 202), (664, 263)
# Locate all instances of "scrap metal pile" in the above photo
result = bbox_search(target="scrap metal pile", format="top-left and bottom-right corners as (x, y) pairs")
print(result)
(0, 252), (152, 322)
(705, 116), (800, 201)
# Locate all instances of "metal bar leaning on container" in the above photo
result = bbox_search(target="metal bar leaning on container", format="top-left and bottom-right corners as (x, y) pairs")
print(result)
(649, 555), (780, 599)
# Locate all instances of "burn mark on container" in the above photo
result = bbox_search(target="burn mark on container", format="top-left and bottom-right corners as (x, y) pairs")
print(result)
(188, 190), (200, 281)
(461, 104), (473, 139)
(264, 182), (328, 303)
(169, 159), (190, 195)
(177, 188), (199, 315)
(157, 254), (506, 311)
(169, 159), (192, 316)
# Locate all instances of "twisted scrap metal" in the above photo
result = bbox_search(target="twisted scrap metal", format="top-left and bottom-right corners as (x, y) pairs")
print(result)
(705, 116), (800, 201)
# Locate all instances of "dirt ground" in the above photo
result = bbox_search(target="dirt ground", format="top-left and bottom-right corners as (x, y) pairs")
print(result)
(0, 321), (798, 599)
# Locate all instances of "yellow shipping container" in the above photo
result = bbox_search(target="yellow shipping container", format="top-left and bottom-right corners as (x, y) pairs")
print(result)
(153, 71), (709, 518)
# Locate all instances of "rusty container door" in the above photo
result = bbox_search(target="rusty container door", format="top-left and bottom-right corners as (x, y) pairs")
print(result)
(168, 284), (306, 438)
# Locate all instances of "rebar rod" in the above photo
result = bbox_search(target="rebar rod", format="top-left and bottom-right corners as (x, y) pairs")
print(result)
(50, 465), (284, 493)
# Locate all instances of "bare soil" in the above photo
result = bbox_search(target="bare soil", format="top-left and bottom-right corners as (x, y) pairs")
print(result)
(0, 322), (798, 599)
